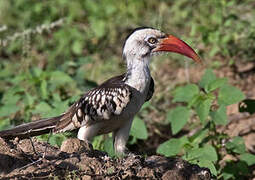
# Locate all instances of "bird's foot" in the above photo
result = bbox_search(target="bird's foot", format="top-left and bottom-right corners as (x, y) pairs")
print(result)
(115, 148), (141, 159)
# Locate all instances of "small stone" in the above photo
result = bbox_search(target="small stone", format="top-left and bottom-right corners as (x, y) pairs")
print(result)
(162, 170), (182, 180)
(60, 138), (93, 153)
(82, 175), (92, 180)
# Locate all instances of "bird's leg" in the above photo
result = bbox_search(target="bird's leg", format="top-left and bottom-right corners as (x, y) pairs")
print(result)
(18, 131), (53, 171)
(42, 130), (52, 158)
(113, 118), (133, 157)
(29, 137), (38, 156)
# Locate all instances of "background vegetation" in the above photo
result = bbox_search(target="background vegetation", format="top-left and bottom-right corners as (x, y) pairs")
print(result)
(0, 0), (255, 179)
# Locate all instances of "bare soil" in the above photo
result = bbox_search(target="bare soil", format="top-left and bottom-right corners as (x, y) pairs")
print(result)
(0, 138), (211, 179)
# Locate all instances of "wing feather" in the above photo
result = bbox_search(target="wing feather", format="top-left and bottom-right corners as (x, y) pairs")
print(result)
(54, 74), (132, 133)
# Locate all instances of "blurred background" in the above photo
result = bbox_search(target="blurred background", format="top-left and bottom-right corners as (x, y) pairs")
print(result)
(0, 0), (255, 178)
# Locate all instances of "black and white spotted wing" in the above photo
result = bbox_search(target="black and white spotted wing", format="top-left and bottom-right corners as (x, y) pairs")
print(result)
(54, 74), (133, 133)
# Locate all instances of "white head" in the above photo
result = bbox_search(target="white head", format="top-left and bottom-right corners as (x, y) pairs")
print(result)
(122, 27), (201, 68)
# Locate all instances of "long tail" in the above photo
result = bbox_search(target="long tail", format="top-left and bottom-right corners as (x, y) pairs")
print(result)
(0, 115), (63, 139)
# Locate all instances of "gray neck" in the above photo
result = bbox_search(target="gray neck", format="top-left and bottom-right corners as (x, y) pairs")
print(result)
(124, 57), (151, 93)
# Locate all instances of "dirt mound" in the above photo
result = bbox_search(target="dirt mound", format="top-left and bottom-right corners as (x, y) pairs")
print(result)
(0, 137), (211, 179)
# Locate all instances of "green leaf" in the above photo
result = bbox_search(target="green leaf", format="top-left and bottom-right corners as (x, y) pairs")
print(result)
(2, 94), (21, 105)
(32, 67), (43, 78)
(38, 133), (68, 147)
(50, 71), (74, 87)
(203, 145), (218, 162)
(207, 78), (227, 92)
(220, 172), (234, 180)
(0, 104), (20, 117)
(236, 161), (249, 175)
(209, 45), (220, 57)
(25, 93), (35, 107)
(210, 105), (228, 125)
(40, 80), (48, 99)
(52, 93), (61, 102)
(0, 67), (12, 78)
(173, 84), (199, 103)
(189, 129), (209, 146)
(195, 99), (212, 124)
(103, 137), (115, 157)
(240, 153), (255, 166)
(183, 145), (218, 176)
(187, 94), (201, 108)
(91, 20), (106, 38)
(221, 161), (249, 179)
(218, 85), (245, 106)
(92, 135), (104, 150)
(51, 100), (69, 116)
(220, 162), (238, 180)
(72, 40), (83, 55)
(140, 101), (151, 111)
(48, 134), (67, 147)
(130, 117), (148, 140)
(157, 137), (188, 157)
(199, 69), (216, 92)
(167, 106), (190, 135)
(0, 118), (11, 130)
(197, 159), (217, 176)
(32, 102), (52, 118)
(226, 136), (246, 154)
(184, 145), (218, 163)
(129, 136), (137, 145)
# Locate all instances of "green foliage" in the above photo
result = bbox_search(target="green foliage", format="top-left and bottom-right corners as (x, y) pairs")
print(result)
(0, 118), (10, 131)
(167, 106), (190, 135)
(210, 105), (228, 125)
(184, 145), (218, 175)
(157, 69), (253, 178)
(0, 67), (81, 124)
(184, 145), (218, 163)
(199, 69), (217, 92)
(219, 136), (253, 179)
(195, 98), (213, 124)
(157, 137), (188, 157)
(240, 153), (255, 166)
(38, 132), (74, 147)
(173, 84), (199, 103)
(103, 137), (115, 157)
(168, 68), (245, 130)
(218, 85), (245, 106)
(220, 161), (250, 180)
(225, 136), (246, 154)
(130, 117), (148, 140)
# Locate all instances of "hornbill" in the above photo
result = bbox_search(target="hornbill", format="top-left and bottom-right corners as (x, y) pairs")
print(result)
(0, 27), (201, 155)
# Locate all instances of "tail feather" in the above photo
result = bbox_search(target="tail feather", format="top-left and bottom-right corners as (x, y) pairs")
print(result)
(0, 115), (63, 139)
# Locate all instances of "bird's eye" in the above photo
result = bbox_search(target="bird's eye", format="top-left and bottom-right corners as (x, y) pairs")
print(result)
(147, 37), (157, 44)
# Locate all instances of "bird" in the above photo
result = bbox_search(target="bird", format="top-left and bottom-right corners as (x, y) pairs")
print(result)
(0, 27), (201, 155)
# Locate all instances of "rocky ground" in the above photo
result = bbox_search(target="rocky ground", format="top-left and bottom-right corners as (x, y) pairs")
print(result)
(0, 137), (211, 179)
